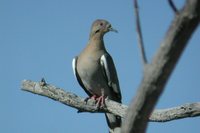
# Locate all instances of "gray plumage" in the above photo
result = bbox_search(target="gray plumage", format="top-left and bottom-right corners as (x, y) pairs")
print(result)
(72, 19), (122, 133)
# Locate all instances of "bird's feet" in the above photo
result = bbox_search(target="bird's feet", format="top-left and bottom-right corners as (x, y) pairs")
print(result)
(84, 95), (106, 109)
(95, 95), (106, 108)
(84, 95), (98, 102)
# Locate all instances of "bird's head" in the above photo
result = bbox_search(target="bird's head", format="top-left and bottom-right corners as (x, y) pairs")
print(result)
(90, 19), (117, 38)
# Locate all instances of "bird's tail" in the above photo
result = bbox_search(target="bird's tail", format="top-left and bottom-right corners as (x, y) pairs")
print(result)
(105, 113), (121, 133)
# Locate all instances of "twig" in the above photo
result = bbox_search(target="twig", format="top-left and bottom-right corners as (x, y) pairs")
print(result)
(122, 0), (200, 133)
(133, 0), (148, 68)
(168, 0), (179, 13)
(21, 80), (200, 122)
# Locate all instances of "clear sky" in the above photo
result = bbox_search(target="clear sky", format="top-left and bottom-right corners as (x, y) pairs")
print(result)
(0, 0), (200, 133)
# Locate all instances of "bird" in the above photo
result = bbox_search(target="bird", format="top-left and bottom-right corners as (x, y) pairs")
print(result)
(72, 19), (122, 133)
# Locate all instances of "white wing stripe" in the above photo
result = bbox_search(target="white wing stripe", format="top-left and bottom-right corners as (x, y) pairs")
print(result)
(72, 57), (77, 77)
(100, 54), (111, 85)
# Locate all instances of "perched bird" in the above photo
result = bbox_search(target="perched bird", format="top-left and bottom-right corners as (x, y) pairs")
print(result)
(72, 19), (122, 133)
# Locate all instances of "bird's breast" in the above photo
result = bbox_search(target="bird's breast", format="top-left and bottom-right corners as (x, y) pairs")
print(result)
(78, 55), (100, 83)
(77, 54), (109, 96)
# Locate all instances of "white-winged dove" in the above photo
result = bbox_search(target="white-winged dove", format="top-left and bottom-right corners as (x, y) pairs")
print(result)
(72, 19), (122, 133)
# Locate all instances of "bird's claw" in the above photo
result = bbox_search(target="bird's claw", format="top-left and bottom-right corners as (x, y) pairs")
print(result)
(84, 95), (106, 109)
(95, 96), (106, 109)
(84, 95), (98, 103)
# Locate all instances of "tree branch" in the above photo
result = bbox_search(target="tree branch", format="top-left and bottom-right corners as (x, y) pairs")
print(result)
(133, 0), (148, 68)
(21, 79), (127, 117)
(122, 0), (200, 133)
(21, 80), (200, 122)
(168, 0), (179, 13)
(150, 103), (200, 122)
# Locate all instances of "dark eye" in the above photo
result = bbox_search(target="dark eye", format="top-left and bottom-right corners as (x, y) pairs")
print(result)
(100, 23), (103, 26)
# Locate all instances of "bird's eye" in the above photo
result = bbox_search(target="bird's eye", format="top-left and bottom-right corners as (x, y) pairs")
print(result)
(100, 23), (103, 26)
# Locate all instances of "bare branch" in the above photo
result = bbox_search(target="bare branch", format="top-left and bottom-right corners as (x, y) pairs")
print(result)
(21, 80), (200, 122)
(168, 0), (178, 13)
(133, 0), (147, 67)
(150, 103), (200, 122)
(21, 79), (127, 117)
(122, 0), (200, 133)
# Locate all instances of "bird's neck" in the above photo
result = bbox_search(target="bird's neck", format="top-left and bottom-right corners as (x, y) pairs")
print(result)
(88, 34), (105, 50)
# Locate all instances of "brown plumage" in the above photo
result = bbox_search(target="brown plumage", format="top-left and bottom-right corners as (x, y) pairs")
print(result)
(72, 19), (121, 133)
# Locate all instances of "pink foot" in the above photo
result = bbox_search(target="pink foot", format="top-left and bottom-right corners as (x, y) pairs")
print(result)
(91, 95), (98, 100)
(96, 95), (106, 108)
(84, 95), (106, 108)
(84, 95), (98, 102)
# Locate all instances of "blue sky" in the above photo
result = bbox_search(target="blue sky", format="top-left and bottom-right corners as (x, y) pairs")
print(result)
(0, 0), (200, 133)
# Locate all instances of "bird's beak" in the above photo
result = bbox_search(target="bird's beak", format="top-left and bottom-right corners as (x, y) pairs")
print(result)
(108, 27), (118, 33)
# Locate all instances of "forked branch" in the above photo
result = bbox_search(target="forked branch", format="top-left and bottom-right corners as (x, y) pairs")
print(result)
(168, 0), (179, 13)
(122, 0), (200, 133)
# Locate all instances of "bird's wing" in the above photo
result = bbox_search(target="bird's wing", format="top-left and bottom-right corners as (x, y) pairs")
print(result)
(100, 53), (122, 101)
(72, 56), (92, 97)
